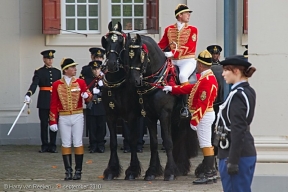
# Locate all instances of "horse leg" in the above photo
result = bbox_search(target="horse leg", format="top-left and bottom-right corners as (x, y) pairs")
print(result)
(103, 117), (122, 180)
(144, 117), (163, 181)
(125, 116), (141, 180)
(160, 111), (178, 181)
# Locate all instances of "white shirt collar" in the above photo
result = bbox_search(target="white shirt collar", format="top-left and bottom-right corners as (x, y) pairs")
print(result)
(63, 75), (72, 85)
(200, 69), (210, 77)
(231, 80), (247, 89)
(176, 21), (185, 31)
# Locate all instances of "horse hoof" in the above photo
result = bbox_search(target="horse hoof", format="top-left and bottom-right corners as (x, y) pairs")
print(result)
(125, 174), (135, 180)
(144, 175), (156, 181)
(103, 174), (114, 181)
(164, 175), (175, 181)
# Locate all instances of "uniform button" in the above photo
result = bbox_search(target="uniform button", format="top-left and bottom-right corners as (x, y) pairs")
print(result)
(49, 71), (51, 73)
(50, 78), (52, 80)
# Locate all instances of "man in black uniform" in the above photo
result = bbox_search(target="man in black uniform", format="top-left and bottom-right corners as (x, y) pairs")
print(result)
(80, 47), (106, 153)
(24, 50), (61, 153)
(243, 45), (248, 60)
(207, 45), (222, 64)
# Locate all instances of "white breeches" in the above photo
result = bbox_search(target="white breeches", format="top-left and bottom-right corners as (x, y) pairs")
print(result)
(172, 58), (197, 83)
(196, 111), (215, 148)
(58, 113), (84, 148)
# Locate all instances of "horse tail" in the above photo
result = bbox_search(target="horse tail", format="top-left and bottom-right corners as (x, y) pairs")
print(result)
(171, 99), (199, 176)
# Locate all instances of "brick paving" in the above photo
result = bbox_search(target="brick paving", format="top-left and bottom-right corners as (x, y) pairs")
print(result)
(0, 145), (223, 192)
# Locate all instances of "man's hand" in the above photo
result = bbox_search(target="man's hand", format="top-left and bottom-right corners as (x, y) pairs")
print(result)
(93, 88), (100, 94)
(227, 163), (239, 175)
(24, 95), (31, 103)
(190, 124), (197, 131)
(81, 92), (89, 99)
(49, 124), (58, 132)
(98, 80), (103, 87)
(164, 52), (174, 58)
(162, 86), (172, 94)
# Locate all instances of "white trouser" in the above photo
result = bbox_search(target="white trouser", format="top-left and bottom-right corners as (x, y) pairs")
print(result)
(58, 113), (84, 148)
(196, 111), (215, 148)
(172, 58), (196, 83)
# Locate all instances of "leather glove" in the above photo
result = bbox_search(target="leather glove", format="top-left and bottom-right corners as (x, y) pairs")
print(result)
(49, 124), (58, 132)
(190, 124), (197, 131)
(81, 92), (89, 99)
(164, 51), (174, 58)
(93, 88), (100, 94)
(24, 95), (31, 103)
(162, 86), (172, 94)
(227, 163), (239, 175)
(98, 80), (103, 87)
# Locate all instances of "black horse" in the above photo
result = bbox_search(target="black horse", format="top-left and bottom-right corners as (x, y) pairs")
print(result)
(126, 34), (199, 180)
(100, 21), (142, 180)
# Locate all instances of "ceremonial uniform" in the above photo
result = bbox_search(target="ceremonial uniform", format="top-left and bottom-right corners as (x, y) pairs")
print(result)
(49, 58), (92, 180)
(207, 45), (222, 65)
(216, 56), (256, 192)
(25, 50), (61, 153)
(79, 48), (107, 153)
(158, 4), (197, 84)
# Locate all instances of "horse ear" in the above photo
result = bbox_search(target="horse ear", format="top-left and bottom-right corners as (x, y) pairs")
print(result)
(108, 21), (113, 31)
(101, 36), (107, 50)
(117, 22), (122, 32)
(136, 34), (142, 44)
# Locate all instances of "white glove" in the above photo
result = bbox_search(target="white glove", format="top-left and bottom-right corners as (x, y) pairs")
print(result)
(162, 86), (172, 94)
(50, 124), (58, 132)
(164, 51), (174, 58)
(81, 92), (89, 99)
(98, 80), (103, 87)
(24, 95), (31, 103)
(93, 88), (100, 94)
(190, 124), (197, 131)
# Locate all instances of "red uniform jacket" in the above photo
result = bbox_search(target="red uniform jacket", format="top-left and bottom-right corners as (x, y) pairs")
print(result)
(158, 23), (198, 60)
(49, 77), (92, 125)
(171, 69), (218, 126)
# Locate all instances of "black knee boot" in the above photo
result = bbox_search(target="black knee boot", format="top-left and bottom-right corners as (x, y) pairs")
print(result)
(72, 154), (83, 180)
(62, 154), (73, 180)
(180, 94), (191, 119)
(193, 156), (217, 184)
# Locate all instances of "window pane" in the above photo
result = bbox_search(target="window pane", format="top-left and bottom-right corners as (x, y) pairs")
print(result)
(77, 0), (86, 3)
(123, 0), (132, 3)
(77, 5), (86, 16)
(134, 0), (143, 3)
(123, 19), (132, 30)
(66, 5), (75, 16)
(66, 19), (75, 30)
(134, 5), (143, 16)
(88, 0), (98, 3)
(89, 19), (98, 30)
(78, 19), (87, 30)
(112, 5), (121, 17)
(112, 0), (121, 2)
(66, 0), (75, 3)
(134, 18), (143, 30)
(89, 5), (98, 16)
(123, 5), (132, 16)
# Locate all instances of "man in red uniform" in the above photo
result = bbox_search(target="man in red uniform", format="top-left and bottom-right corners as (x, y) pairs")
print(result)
(163, 50), (218, 184)
(49, 58), (92, 180)
(158, 4), (198, 117)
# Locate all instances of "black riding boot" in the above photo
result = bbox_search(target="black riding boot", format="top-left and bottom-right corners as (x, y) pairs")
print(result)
(193, 156), (217, 184)
(73, 154), (83, 180)
(194, 158), (205, 178)
(62, 154), (73, 180)
(180, 94), (190, 119)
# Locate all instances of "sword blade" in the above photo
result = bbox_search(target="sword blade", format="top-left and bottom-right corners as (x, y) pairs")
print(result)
(7, 103), (27, 136)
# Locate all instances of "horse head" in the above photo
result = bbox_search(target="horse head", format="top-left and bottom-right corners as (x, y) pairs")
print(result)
(101, 21), (127, 73)
(128, 34), (149, 86)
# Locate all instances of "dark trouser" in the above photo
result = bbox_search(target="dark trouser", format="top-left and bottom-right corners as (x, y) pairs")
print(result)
(88, 115), (106, 149)
(219, 156), (256, 192)
(122, 117), (145, 149)
(38, 109), (57, 150)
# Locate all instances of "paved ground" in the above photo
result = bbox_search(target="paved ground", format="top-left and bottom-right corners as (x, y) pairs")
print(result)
(0, 145), (223, 192)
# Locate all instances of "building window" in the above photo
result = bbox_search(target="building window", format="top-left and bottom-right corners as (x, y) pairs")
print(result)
(61, 0), (100, 34)
(110, 0), (146, 32)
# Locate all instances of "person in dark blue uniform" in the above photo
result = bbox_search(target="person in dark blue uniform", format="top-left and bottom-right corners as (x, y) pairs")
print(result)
(243, 45), (248, 61)
(80, 47), (106, 153)
(215, 55), (257, 192)
(24, 50), (61, 153)
(207, 45), (222, 64)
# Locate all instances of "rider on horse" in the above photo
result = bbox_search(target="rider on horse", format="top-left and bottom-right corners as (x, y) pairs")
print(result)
(158, 4), (198, 118)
